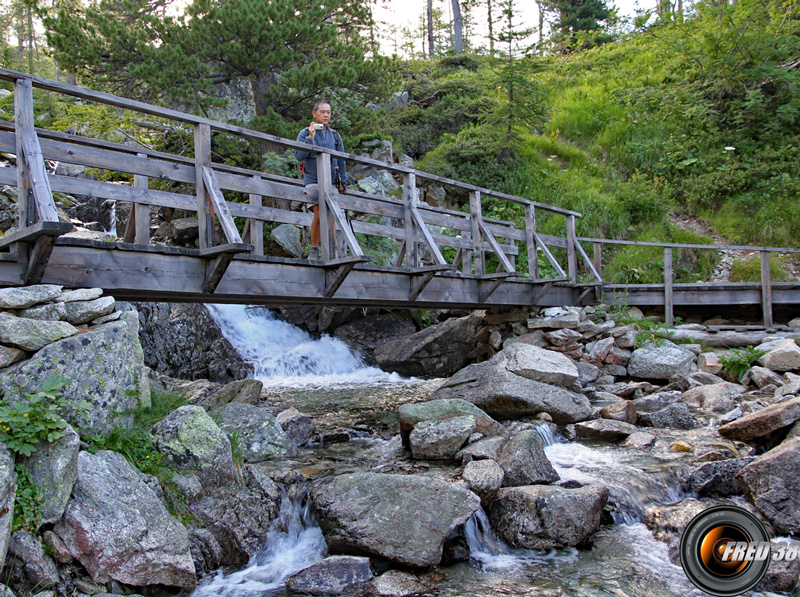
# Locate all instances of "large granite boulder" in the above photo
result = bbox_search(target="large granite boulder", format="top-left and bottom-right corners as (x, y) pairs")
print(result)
(628, 345), (695, 380)
(489, 484), (609, 549)
(0, 312), (149, 435)
(492, 343), (579, 388)
(0, 445), (15, 570)
(0, 313), (78, 351)
(333, 315), (417, 364)
(24, 425), (79, 524)
(373, 313), (482, 377)
(758, 339), (800, 372)
(737, 438), (800, 535)
(681, 458), (755, 497)
(0, 285), (62, 310)
(409, 415), (476, 460)
(54, 451), (196, 590)
(496, 429), (559, 487)
(309, 473), (480, 567)
(285, 555), (373, 595)
(462, 459), (504, 506)
(398, 399), (505, 446)
(681, 382), (745, 415)
(153, 405), (236, 489)
(276, 407), (315, 447)
(135, 302), (252, 382)
(214, 403), (295, 462)
(718, 396), (800, 441)
(637, 403), (700, 429)
(574, 419), (638, 442)
(430, 360), (592, 424)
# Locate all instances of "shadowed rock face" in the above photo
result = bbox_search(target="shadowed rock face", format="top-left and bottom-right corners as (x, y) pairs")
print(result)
(309, 472), (480, 567)
(718, 396), (800, 441)
(54, 450), (196, 591)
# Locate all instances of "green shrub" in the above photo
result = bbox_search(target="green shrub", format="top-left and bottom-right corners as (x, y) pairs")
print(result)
(730, 254), (789, 283)
(719, 346), (767, 382)
(12, 463), (43, 533)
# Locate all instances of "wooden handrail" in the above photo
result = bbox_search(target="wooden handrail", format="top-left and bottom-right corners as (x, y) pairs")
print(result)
(578, 237), (800, 254)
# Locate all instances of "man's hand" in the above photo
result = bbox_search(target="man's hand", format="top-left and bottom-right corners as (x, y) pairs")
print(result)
(308, 122), (317, 140)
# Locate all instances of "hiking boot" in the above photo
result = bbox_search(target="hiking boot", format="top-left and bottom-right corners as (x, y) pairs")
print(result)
(308, 245), (320, 260)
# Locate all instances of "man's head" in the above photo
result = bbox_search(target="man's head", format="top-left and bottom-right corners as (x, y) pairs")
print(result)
(312, 100), (331, 126)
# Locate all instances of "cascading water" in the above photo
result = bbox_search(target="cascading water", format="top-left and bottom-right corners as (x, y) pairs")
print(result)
(206, 304), (405, 387)
(191, 484), (326, 597)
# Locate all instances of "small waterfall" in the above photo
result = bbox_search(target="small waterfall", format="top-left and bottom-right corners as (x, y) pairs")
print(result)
(192, 484), (326, 596)
(532, 421), (561, 447)
(464, 507), (508, 557)
(206, 304), (406, 387)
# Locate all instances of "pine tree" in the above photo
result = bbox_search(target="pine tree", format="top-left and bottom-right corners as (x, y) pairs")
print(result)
(542, 0), (613, 49)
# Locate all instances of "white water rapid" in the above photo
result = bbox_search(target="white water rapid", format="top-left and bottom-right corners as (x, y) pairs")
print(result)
(191, 484), (326, 597)
(206, 304), (406, 387)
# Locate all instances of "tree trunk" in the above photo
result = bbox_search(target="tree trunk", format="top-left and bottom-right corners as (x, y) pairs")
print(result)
(451, 0), (463, 54)
(537, 0), (544, 46)
(27, 5), (34, 74)
(427, 0), (434, 57)
(487, 0), (494, 57)
(252, 71), (291, 210)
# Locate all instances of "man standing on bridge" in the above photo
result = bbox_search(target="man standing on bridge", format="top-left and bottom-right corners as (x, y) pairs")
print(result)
(295, 100), (347, 260)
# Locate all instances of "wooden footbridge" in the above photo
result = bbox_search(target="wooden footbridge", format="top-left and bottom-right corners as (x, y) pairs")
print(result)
(0, 68), (798, 324)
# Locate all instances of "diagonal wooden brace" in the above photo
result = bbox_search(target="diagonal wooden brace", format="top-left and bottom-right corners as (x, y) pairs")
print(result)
(202, 166), (244, 245)
(200, 242), (253, 293)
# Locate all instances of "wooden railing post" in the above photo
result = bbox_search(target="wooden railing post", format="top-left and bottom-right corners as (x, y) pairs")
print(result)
(525, 204), (538, 281)
(761, 250), (773, 327)
(131, 152), (150, 244)
(566, 214), (578, 284)
(469, 191), (484, 276)
(249, 176), (264, 257)
(14, 79), (35, 230)
(194, 123), (213, 249)
(317, 152), (336, 260)
(664, 247), (674, 326)
(403, 172), (418, 269)
(593, 242), (602, 302)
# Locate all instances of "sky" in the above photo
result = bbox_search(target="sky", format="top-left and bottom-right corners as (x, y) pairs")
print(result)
(374, 0), (658, 56)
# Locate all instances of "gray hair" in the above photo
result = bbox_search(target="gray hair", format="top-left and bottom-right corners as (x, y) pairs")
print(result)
(313, 99), (331, 112)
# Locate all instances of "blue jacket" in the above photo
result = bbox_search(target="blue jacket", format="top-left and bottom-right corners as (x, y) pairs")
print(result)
(294, 126), (347, 188)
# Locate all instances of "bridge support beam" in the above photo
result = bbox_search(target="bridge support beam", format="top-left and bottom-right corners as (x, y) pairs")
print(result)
(761, 250), (773, 327)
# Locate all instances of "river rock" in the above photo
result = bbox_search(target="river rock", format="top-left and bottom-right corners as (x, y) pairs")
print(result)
(431, 360), (591, 424)
(309, 473), (480, 567)
(0, 313), (78, 351)
(136, 302), (252, 382)
(54, 450), (196, 590)
(628, 345), (695, 380)
(527, 311), (580, 330)
(0, 285), (62, 309)
(285, 555), (373, 595)
(577, 362), (600, 385)
(276, 407), (315, 447)
(18, 302), (67, 322)
(493, 343), (579, 388)
(637, 403), (700, 429)
(0, 445), (14, 570)
(373, 312), (482, 377)
(57, 288), (104, 303)
(544, 328), (583, 347)
(456, 436), (506, 462)
(749, 366), (785, 389)
(0, 312), (149, 435)
(587, 337), (615, 363)
(644, 498), (713, 547)
(63, 296), (115, 325)
(410, 415), (476, 460)
(574, 419), (638, 442)
(737, 438), (800, 534)
(0, 346), (24, 369)
(398, 399), (504, 446)
(758, 339), (800, 372)
(42, 531), (71, 565)
(462, 459), (504, 505)
(681, 457), (755, 497)
(3, 531), (59, 595)
(717, 396), (800, 441)
(190, 467), (281, 567)
(633, 390), (682, 412)
(622, 431), (656, 449)
(681, 382), (745, 415)
(372, 570), (428, 597)
(489, 484), (608, 549)
(153, 405), (236, 488)
(197, 378), (263, 408)
(505, 330), (548, 349)
(24, 425), (79, 525)
(215, 402), (295, 462)
(757, 542), (800, 593)
(497, 429), (559, 487)
(270, 224), (303, 258)
(599, 400), (637, 424)
(333, 315), (416, 363)
(697, 352), (723, 375)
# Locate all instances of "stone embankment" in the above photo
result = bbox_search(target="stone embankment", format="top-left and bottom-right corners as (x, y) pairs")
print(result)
(0, 289), (800, 596)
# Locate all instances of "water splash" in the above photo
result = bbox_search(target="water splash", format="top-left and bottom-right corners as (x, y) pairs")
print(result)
(191, 484), (327, 596)
(206, 304), (406, 387)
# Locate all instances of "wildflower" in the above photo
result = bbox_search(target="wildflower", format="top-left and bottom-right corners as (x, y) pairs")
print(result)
(724, 146), (735, 151)
(22, 413), (28, 417)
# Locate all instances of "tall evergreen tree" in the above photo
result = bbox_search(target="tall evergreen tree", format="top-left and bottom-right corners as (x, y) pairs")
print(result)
(543, 0), (613, 49)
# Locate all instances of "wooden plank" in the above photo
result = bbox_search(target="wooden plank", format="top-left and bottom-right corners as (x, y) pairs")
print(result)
(24, 234), (57, 284)
(532, 281), (556, 304)
(664, 247), (674, 325)
(202, 166), (244, 245)
(323, 191), (364, 257)
(761, 249), (773, 327)
(194, 124), (212, 249)
(532, 231), (567, 277)
(410, 270), (437, 301)
(203, 252), (235, 293)
(469, 191), (484, 276)
(479, 220), (515, 274)
(198, 242), (253, 258)
(410, 204), (447, 266)
(578, 236), (800, 255)
(592, 242), (603, 304)
(574, 240), (602, 282)
(480, 276), (507, 303)
(133, 153), (150, 245)
(324, 262), (356, 298)
(14, 81), (34, 230)
(317, 152), (335, 260)
(249, 182), (264, 257)
(403, 173), (418, 269)
(574, 286), (594, 306)
(0, 221), (73, 249)
(566, 215), (578, 284)
(15, 79), (58, 223)
(395, 242), (406, 268)
(525, 205), (538, 281)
